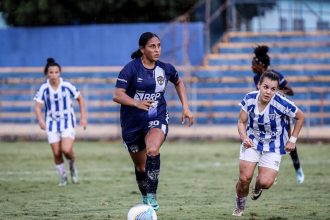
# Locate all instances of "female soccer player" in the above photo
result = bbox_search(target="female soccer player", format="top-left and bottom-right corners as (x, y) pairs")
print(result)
(232, 71), (304, 216)
(113, 32), (194, 211)
(251, 45), (305, 184)
(34, 58), (87, 186)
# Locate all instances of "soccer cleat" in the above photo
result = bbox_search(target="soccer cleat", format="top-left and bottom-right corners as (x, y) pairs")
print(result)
(233, 196), (246, 217)
(232, 207), (244, 217)
(146, 193), (159, 211)
(251, 188), (263, 200)
(58, 175), (68, 187)
(142, 195), (148, 205)
(70, 168), (79, 184)
(296, 167), (304, 184)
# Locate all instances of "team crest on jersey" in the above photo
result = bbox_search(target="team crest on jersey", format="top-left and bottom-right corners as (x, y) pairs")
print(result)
(157, 76), (164, 85)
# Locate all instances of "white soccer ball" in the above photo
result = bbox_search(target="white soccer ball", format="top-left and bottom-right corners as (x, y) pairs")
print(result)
(127, 204), (157, 220)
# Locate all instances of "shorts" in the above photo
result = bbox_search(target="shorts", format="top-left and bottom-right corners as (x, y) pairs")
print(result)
(123, 112), (169, 153)
(239, 145), (282, 171)
(47, 128), (76, 144)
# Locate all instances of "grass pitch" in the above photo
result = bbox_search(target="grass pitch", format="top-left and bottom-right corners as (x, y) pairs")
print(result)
(0, 140), (330, 219)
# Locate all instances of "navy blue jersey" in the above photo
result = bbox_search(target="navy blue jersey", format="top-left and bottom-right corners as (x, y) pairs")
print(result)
(253, 69), (287, 90)
(115, 58), (179, 132)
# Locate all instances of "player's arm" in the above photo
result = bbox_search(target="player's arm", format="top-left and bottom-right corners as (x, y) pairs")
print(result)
(76, 94), (87, 129)
(34, 101), (46, 130)
(174, 78), (194, 127)
(237, 109), (253, 148)
(113, 87), (152, 111)
(279, 85), (294, 96)
(285, 109), (304, 151)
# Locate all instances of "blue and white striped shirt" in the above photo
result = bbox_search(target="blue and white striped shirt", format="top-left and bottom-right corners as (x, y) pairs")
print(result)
(34, 78), (80, 132)
(240, 91), (298, 155)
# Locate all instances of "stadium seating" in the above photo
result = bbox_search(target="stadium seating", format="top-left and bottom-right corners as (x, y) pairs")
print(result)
(1, 31), (330, 126)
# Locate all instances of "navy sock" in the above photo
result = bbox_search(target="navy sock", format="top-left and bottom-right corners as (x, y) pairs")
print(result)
(290, 147), (301, 171)
(135, 168), (147, 196)
(146, 154), (160, 194)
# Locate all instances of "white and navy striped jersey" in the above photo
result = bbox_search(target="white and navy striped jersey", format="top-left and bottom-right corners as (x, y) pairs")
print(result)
(240, 90), (298, 155)
(34, 78), (80, 132)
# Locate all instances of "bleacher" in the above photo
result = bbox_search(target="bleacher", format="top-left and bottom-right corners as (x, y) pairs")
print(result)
(1, 31), (330, 127)
(195, 31), (330, 125)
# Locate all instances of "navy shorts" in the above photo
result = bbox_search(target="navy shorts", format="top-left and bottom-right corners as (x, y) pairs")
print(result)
(122, 111), (169, 153)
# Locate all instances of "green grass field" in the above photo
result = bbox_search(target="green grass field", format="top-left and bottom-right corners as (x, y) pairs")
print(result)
(0, 140), (330, 220)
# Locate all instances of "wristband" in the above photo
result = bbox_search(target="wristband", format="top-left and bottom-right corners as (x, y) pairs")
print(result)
(289, 136), (297, 144)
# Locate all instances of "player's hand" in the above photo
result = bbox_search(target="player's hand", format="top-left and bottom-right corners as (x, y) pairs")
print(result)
(181, 108), (194, 127)
(242, 137), (253, 148)
(285, 141), (296, 152)
(39, 120), (46, 130)
(80, 117), (87, 130)
(135, 100), (154, 111)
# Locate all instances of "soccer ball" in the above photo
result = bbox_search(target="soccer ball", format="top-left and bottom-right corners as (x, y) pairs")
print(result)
(127, 204), (157, 220)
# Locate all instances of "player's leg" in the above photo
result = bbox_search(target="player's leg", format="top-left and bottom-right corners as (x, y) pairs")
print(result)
(129, 149), (147, 204)
(233, 146), (259, 216)
(288, 119), (304, 184)
(252, 152), (280, 200)
(61, 129), (78, 183)
(48, 132), (67, 186)
(144, 127), (165, 211)
(290, 148), (304, 184)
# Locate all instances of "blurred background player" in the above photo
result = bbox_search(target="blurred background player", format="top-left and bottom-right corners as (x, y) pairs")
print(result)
(251, 45), (305, 184)
(113, 32), (194, 211)
(233, 71), (304, 216)
(34, 58), (87, 186)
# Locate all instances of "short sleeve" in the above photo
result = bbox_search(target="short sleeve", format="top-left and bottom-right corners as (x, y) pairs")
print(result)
(116, 64), (134, 90)
(239, 95), (248, 113)
(33, 88), (44, 103)
(168, 64), (179, 84)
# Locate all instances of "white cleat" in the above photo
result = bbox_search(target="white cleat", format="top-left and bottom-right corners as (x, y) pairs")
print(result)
(296, 167), (304, 184)
(58, 175), (68, 187)
(70, 168), (79, 184)
(232, 207), (244, 217)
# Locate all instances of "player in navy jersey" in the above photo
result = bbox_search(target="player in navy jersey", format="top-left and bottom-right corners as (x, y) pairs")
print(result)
(113, 32), (194, 211)
(232, 71), (304, 217)
(251, 45), (305, 184)
(34, 58), (87, 186)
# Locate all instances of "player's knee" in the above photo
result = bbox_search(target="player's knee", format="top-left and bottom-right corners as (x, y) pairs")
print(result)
(239, 175), (252, 185)
(259, 178), (273, 189)
(146, 145), (160, 156)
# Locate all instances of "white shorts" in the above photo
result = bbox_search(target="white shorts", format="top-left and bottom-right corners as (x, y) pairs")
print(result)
(239, 145), (282, 171)
(47, 128), (75, 144)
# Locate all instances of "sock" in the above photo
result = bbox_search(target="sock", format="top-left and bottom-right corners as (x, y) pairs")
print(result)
(290, 147), (301, 171)
(235, 195), (247, 210)
(135, 168), (147, 196)
(68, 159), (76, 171)
(55, 163), (66, 177)
(146, 154), (160, 194)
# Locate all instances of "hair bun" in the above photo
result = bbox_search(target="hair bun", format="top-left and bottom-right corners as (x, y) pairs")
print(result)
(254, 45), (269, 57)
(47, 57), (55, 64)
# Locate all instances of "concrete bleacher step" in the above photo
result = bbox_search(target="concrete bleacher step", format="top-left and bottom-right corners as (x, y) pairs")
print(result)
(222, 31), (330, 43)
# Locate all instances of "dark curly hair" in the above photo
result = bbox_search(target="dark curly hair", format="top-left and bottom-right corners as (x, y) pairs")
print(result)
(253, 45), (270, 68)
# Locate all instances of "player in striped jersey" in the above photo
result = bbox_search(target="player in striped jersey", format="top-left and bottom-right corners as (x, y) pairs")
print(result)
(113, 32), (194, 211)
(34, 58), (87, 186)
(232, 71), (304, 217)
(251, 45), (305, 184)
